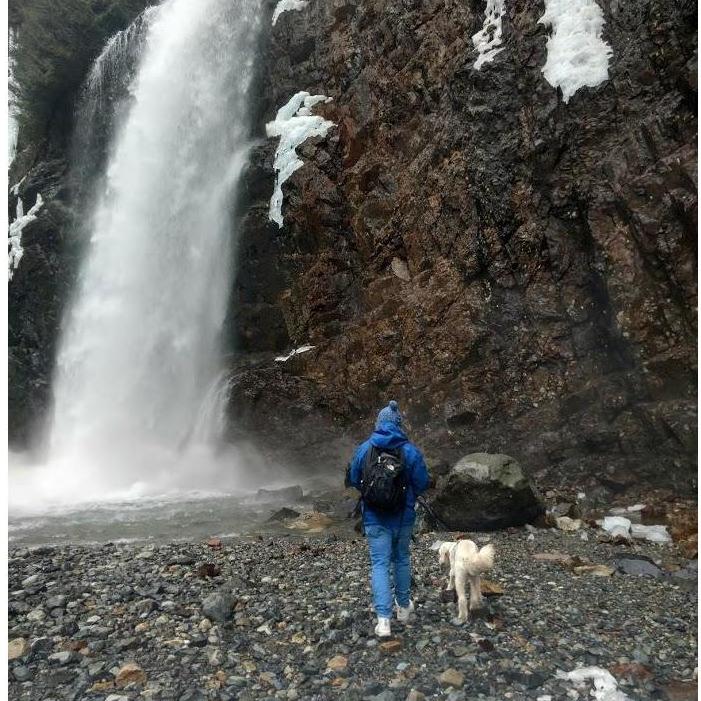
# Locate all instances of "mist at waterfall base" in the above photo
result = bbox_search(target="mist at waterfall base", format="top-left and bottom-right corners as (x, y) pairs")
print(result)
(9, 0), (311, 531)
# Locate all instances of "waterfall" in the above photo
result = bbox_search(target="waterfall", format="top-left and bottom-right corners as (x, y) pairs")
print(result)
(70, 6), (159, 215)
(191, 370), (236, 445)
(13, 0), (262, 510)
(8, 28), (19, 164)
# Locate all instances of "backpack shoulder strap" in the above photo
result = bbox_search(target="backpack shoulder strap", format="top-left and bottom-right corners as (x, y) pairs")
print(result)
(364, 444), (378, 472)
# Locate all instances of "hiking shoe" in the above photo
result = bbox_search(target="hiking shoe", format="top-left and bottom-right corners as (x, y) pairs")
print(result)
(396, 600), (415, 622)
(374, 617), (391, 637)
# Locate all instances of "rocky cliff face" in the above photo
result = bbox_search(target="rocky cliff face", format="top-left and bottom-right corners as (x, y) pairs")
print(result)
(8, 147), (78, 448)
(8, 0), (697, 493)
(229, 0), (697, 491)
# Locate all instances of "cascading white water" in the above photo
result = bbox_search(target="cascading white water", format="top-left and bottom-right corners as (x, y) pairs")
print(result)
(8, 28), (19, 164)
(11, 0), (263, 512)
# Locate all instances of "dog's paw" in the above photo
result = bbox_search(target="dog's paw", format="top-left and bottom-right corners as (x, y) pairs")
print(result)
(451, 616), (468, 626)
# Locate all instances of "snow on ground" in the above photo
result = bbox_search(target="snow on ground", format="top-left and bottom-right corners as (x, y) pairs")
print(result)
(266, 92), (334, 228)
(272, 0), (308, 25)
(8, 194), (43, 281)
(472, 0), (506, 70)
(557, 667), (632, 701)
(538, 0), (613, 103)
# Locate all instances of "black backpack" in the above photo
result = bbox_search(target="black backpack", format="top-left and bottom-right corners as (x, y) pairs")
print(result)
(360, 446), (407, 513)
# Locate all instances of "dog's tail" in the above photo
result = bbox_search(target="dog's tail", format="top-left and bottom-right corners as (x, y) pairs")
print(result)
(462, 543), (495, 576)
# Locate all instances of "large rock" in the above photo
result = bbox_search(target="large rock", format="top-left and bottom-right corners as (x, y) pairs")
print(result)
(201, 592), (234, 622)
(431, 453), (543, 531)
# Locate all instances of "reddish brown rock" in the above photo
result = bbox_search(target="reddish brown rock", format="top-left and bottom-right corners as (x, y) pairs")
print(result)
(610, 662), (654, 682)
(228, 0), (696, 494)
(115, 662), (146, 688)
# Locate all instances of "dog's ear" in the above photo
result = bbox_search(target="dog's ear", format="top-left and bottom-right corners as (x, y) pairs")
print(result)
(430, 540), (444, 551)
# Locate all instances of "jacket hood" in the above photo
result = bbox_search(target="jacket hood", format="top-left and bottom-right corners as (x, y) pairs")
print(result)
(370, 421), (409, 451)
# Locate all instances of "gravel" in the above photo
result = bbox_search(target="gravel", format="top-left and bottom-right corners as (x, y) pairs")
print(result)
(7, 527), (697, 700)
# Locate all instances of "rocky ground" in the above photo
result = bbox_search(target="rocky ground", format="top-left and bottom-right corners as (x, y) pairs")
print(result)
(8, 524), (697, 701)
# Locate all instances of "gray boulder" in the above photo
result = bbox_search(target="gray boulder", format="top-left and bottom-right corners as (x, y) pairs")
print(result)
(201, 592), (234, 622)
(430, 453), (543, 530)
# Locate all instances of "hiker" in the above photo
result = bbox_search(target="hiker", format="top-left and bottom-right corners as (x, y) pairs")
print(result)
(346, 400), (432, 637)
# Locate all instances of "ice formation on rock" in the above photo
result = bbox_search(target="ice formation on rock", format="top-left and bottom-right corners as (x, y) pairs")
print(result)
(266, 92), (334, 227)
(538, 0), (613, 102)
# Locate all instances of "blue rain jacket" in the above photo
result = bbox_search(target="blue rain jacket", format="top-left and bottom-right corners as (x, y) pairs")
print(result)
(348, 421), (431, 527)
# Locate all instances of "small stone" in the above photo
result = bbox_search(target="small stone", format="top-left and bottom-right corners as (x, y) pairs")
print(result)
(202, 592), (234, 622)
(380, 640), (402, 653)
(88, 661), (107, 677)
(90, 680), (116, 693)
(46, 595), (67, 609)
(179, 691), (208, 701)
(287, 511), (333, 532)
(30, 637), (53, 657)
(207, 648), (224, 666)
(326, 655), (348, 671)
(13, 665), (32, 682)
(438, 668), (464, 688)
(115, 637), (139, 651)
(197, 563), (221, 578)
(267, 507), (301, 522)
(167, 555), (195, 566)
(481, 579), (504, 595)
(48, 651), (76, 665)
(406, 691), (426, 701)
(615, 555), (663, 578)
(206, 537), (222, 549)
(572, 564), (615, 577)
(661, 680), (698, 701)
(610, 662), (653, 681)
(369, 692), (397, 701)
(22, 574), (41, 587)
(8, 637), (30, 660)
(115, 662), (147, 688)
(26, 607), (46, 621)
(555, 516), (582, 531)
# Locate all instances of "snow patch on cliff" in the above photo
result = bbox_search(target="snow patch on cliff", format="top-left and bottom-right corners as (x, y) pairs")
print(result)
(8, 194), (44, 281)
(275, 345), (316, 362)
(266, 92), (334, 228)
(272, 0), (308, 25)
(538, 0), (612, 102)
(473, 0), (506, 70)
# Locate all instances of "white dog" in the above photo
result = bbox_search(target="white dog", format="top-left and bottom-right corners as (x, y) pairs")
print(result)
(435, 539), (495, 623)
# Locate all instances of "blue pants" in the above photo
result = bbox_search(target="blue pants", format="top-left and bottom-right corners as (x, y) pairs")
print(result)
(365, 523), (413, 618)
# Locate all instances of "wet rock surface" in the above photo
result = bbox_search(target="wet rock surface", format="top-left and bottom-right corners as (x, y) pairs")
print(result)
(8, 527), (696, 700)
(228, 0), (697, 491)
